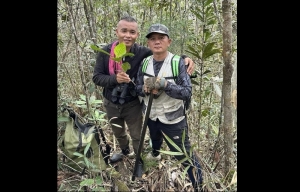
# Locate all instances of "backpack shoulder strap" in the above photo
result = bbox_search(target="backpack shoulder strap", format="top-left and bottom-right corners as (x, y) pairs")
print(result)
(142, 55), (181, 79)
(141, 56), (153, 77)
(170, 55), (191, 112)
(164, 54), (180, 80)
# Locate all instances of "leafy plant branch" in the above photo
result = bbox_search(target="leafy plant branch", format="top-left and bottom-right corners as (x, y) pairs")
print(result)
(91, 42), (134, 73)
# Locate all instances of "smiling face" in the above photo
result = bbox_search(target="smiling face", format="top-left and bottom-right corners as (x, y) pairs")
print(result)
(115, 20), (139, 52)
(147, 33), (171, 55)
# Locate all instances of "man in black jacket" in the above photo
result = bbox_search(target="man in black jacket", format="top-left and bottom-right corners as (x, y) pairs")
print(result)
(92, 15), (195, 165)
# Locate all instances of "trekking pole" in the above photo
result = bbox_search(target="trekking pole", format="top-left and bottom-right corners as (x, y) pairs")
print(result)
(132, 92), (154, 181)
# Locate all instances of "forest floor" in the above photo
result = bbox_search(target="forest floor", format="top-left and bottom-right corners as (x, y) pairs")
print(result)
(57, 152), (202, 191)
(57, 125), (211, 191)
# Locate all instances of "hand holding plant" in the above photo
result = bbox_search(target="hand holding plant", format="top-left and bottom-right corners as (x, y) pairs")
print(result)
(91, 42), (136, 87)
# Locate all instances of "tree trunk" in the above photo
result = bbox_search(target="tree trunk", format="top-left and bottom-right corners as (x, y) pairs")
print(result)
(221, 0), (234, 179)
(67, 0), (91, 116)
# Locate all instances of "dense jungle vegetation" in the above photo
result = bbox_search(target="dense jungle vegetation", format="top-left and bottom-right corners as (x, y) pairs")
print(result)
(57, 0), (237, 191)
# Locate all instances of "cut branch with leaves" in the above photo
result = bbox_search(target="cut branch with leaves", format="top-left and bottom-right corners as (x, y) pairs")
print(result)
(91, 42), (135, 85)
(90, 42), (134, 73)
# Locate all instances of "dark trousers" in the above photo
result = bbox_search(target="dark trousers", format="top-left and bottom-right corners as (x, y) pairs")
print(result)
(148, 118), (203, 187)
(103, 97), (143, 154)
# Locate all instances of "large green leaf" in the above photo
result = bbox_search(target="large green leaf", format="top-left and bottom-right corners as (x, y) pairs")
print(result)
(186, 45), (202, 60)
(121, 62), (131, 72)
(203, 49), (221, 60)
(114, 42), (126, 58)
(203, 42), (220, 59)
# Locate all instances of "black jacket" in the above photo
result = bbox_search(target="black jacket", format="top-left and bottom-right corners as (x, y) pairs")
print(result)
(93, 42), (152, 104)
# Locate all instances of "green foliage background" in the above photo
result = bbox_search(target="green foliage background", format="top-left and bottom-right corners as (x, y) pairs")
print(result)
(57, 0), (237, 191)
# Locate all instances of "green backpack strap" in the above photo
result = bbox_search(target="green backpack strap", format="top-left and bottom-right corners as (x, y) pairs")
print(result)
(142, 55), (180, 80)
(172, 55), (198, 79)
(141, 56), (151, 73)
(171, 55), (193, 112)
(171, 55), (180, 81)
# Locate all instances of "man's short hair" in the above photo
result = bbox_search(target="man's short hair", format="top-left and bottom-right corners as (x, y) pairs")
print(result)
(120, 15), (137, 23)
